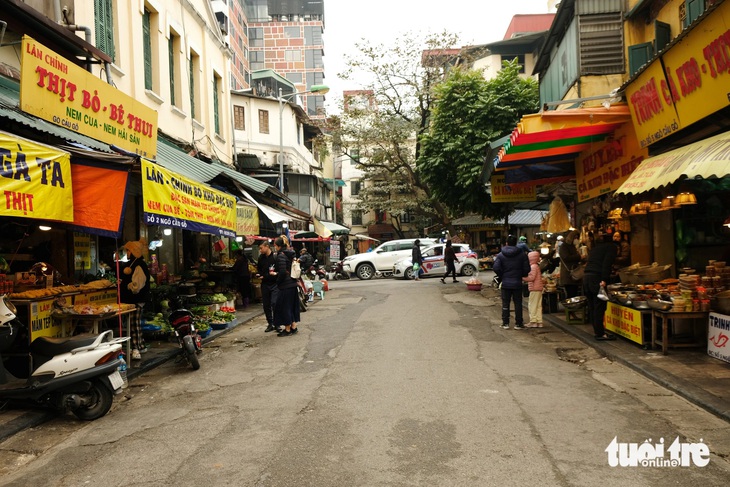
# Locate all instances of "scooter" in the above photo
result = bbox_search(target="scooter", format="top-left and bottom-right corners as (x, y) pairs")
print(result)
(167, 308), (202, 370)
(330, 261), (350, 280)
(0, 294), (128, 421)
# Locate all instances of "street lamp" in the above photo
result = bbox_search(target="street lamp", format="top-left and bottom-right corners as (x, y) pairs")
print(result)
(278, 84), (329, 193)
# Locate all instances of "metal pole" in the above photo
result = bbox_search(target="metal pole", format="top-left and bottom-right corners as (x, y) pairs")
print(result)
(278, 87), (284, 193)
(332, 157), (337, 224)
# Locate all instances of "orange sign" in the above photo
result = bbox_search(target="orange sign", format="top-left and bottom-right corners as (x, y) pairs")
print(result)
(575, 124), (646, 201)
(20, 36), (158, 158)
(491, 175), (536, 202)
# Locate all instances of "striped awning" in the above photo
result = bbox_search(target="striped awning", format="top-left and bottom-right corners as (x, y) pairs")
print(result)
(494, 106), (632, 184)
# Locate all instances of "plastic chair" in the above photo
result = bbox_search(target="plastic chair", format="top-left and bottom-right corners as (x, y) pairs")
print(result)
(311, 280), (325, 300)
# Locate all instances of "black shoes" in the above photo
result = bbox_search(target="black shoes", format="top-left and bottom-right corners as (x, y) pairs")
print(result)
(264, 325), (276, 333)
(440, 278), (445, 284)
(453, 280), (458, 283)
(277, 329), (292, 337)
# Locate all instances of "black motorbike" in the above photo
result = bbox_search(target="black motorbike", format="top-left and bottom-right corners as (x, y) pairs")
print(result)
(330, 261), (350, 280)
(167, 308), (202, 370)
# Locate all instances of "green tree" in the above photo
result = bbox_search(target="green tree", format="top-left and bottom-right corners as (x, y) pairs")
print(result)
(418, 59), (540, 218)
(334, 32), (465, 235)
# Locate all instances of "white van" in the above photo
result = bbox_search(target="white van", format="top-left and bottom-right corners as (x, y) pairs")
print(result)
(342, 238), (437, 280)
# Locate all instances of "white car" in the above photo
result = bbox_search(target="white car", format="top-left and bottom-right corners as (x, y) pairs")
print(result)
(341, 238), (437, 280)
(392, 243), (479, 280)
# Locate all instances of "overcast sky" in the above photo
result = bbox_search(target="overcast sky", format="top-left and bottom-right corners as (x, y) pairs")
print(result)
(322, 0), (553, 113)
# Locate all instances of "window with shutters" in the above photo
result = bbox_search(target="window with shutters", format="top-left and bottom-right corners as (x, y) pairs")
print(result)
(94, 0), (116, 62)
(579, 12), (624, 75)
(351, 210), (363, 225)
(142, 7), (161, 93)
(189, 51), (201, 120)
(168, 31), (182, 108)
(685, 0), (704, 27)
(213, 74), (221, 135)
(258, 109), (269, 134)
(655, 21), (671, 54)
(628, 42), (653, 77)
(234, 105), (245, 130)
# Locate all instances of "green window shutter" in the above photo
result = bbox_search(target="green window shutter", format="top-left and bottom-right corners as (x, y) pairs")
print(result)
(213, 77), (220, 134)
(143, 10), (152, 90)
(168, 38), (176, 106)
(685, 0), (705, 27)
(189, 60), (195, 119)
(94, 0), (115, 61)
(655, 21), (671, 54)
(628, 42), (653, 77)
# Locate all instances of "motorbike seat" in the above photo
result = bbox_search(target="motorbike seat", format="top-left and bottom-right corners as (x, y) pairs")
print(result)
(31, 334), (99, 357)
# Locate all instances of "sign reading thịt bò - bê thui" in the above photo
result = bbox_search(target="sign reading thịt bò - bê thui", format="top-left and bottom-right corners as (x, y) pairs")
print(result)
(20, 36), (158, 159)
(141, 159), (236, 237)
(1, 130), (73, 222)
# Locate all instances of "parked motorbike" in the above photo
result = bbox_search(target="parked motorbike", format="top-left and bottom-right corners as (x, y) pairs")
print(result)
(0, 294), (128, 420)
(330, 261), (350, 280)
(306, 259), (327, 280)
(297, 277), (309, 312)
(167, 308), (202, 370)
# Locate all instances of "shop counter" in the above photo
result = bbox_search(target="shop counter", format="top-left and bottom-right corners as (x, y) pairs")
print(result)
(651, 310), (709, 355)
(51, 308), (136, 359)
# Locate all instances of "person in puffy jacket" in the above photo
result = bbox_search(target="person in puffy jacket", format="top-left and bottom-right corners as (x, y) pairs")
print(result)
(523, 251), (544, 328)
(583, 232), (617, 340)
(493, 235), (530, 330)
(411, 239), (424, 281)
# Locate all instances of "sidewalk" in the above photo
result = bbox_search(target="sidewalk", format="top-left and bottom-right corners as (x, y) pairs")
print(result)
(541, 305), (730, 423)
(0, 306), (265, 443)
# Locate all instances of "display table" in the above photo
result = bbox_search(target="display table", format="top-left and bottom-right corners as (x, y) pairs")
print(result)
(651, 310), (710, 355)
(52, 308), (136, 359)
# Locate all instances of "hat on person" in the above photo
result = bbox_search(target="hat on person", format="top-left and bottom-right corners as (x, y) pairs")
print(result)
(300, 247), (308, 254)
(519, 236), (527, 242)
(123, 238), (148, 259)
(557, 235), (564, 241)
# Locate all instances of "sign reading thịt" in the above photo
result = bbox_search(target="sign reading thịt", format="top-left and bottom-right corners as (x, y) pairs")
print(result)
(20, 36), (158, 159)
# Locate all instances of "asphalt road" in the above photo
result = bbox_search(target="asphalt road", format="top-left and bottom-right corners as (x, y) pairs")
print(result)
(1, 275), (729, 486)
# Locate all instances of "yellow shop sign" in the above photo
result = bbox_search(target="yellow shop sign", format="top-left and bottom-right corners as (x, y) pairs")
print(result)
(20, 36), (158, 159)
(491, 174), (536, 202)
(0, 130), (73, 222)
(236, 203), (259, 236)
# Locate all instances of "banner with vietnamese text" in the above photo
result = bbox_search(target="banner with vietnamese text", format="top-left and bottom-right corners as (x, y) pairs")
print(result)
(0, 130), (73, 222)
(236, 203), (259, 236)
(490, 174), (536, 202)
(20, 36), (159, 158)
(141, 159), (236, 237)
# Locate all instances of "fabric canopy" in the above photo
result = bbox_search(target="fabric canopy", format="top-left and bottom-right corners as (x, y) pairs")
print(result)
(494, 106), (631, 182)
(69, 161), (130, 238)
(615, 129), (730, 195)
(238, 187), (307, 224)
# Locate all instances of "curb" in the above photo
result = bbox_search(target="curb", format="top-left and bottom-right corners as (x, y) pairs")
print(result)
(0, 310), (265, 443)
(542, 311), (730, 423)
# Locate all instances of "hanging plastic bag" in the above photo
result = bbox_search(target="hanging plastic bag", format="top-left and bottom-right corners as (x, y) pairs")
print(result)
(597, 283), (609, 301)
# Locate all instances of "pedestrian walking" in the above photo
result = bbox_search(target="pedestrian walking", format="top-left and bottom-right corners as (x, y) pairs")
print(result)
(493, 235), (530, 330)
(231, 249), (251, 309)
(270, 236), (300, 337)
(256, 241), (279, 332)
(412, 239), (423, 281)
(441, 240), (460, 283)
(523, 251), (544, 328)
(583, 232), (617, 340)
(558, 230), (584, 299)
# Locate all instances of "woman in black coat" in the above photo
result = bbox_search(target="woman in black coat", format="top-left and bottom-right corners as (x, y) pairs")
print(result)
(270, 236), (300, 336)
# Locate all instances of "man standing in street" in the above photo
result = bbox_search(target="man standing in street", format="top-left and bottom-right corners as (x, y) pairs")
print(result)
(412, 239), (423, 281)
(256, 241), (279, 332)
(299, 247), (314, 273)
(583, 232), (617, 341)
(493, 235), (530, 330)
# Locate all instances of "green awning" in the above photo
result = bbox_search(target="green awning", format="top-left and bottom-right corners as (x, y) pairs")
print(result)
(323, 178), (346, 187)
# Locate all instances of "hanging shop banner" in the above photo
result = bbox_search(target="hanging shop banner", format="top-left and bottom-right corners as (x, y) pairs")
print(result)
(236, 203), (260, 236)
(19, 36), (158, 159)
(708, 313), (730, 364)
(74, 232), (91, 271)
(604, 302), (644, 345)
(490, 174), (536, 202)
(70, 162), (130, 238)
(141, 159), (236, 237)
(0, 130), (73, 222)
(575, 124), (646, 202)
(626, 0), (730, 148)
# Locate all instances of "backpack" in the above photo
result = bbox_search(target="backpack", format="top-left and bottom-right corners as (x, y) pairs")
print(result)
(290, 259), (302, 279)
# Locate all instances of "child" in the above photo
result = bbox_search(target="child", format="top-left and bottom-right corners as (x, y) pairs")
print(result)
(523, 251), (544, 328)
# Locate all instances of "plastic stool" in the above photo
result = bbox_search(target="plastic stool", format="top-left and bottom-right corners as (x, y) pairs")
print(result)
(565, 305), (588, 325)
(311, 280), (325, 300)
